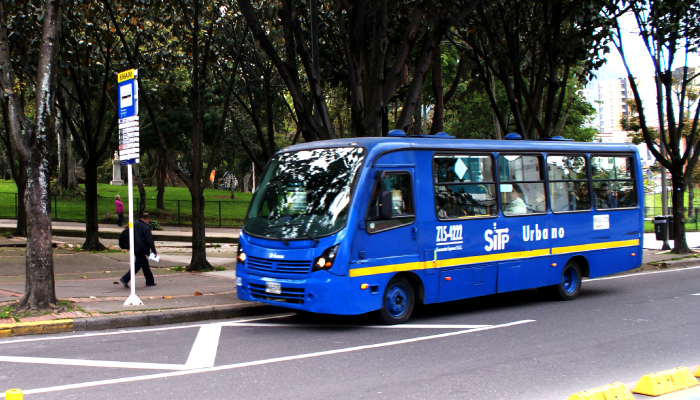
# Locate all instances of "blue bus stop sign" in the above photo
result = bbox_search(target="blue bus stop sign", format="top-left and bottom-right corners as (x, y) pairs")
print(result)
(118, 69), (137, 119)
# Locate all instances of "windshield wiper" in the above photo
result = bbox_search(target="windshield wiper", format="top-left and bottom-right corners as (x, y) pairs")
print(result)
(301, 233), (319, 247)
(276, 232), (290, 246)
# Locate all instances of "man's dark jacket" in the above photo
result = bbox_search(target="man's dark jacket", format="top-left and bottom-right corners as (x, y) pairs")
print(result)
(134, 219), (156, 256)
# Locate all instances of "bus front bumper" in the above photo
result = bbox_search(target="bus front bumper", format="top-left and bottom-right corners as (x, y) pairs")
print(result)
(236, 270), (379, 315)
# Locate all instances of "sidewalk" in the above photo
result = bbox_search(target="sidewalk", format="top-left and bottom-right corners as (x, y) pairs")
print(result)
(0, 219), (241, 244)
(1, 226), (700, 338)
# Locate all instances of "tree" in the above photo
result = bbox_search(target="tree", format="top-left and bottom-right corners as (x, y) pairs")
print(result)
(609, 0), (700, 253)
(0, 0), (62, 309)
(458, 0), (613, 139)
(105, 0), (238, 271)
(57, 0), (120, 251)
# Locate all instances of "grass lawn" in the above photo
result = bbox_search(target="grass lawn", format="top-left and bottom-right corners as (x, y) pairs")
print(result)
(0, 180), (253, 228)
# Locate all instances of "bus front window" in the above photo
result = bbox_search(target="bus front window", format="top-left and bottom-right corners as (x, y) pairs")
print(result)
(244, 147), (365, 240)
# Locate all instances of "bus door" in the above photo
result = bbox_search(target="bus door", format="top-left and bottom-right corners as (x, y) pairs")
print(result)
(356, 169), (419, 267)
(496, 154), (550, 293)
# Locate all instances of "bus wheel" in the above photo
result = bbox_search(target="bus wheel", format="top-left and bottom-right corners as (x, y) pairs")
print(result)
(553, 261), (582, 301)
(378, 276), (414, 325)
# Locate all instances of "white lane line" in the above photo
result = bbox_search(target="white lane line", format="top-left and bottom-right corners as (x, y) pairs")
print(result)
(692, 293), (700, 296)
(185, 324), (222, 369)
(0, 356), (187, 371)
(586, 265), (700, 283)
(0, 314), (295, 346)
(0, 320), (535, 397)
(222, 322), (492, 329)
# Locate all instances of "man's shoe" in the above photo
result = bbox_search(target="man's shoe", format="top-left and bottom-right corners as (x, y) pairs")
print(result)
(119, 278), (129, 288)
(146, 283), (156, 287)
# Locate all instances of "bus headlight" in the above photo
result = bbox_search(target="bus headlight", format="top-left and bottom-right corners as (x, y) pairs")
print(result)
(237, 247), (246, 263)
(313, 245), (339, 272)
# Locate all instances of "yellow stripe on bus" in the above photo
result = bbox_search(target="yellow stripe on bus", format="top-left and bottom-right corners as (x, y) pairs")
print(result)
(550, 239), (639, 254)
(348, 239), (640, 278)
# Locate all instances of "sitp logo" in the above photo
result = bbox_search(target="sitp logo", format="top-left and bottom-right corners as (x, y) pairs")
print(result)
(484, 223), (509, 252)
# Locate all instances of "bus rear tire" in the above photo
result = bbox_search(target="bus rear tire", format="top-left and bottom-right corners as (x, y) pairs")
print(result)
(377, 276), (414, 325)
(551, 260), (582, 301)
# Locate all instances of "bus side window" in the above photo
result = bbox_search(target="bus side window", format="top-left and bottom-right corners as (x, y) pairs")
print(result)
(366, 172), (415, 233)
(433, 154), (497, 219)
(591, 156), (637, 210)
(498, 154), (546, 215)
(547, 155), (590, 213)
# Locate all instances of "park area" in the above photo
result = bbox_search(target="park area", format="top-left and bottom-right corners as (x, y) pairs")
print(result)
(0, 180), (253, 228)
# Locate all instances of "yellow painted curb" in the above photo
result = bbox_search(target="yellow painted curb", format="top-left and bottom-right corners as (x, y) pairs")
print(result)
(632, 367), (699, 396)
(568, 382), (634, 400)
(0, 319), (74, 337)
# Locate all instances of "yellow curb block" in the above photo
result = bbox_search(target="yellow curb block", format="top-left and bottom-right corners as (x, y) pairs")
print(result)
(5, 388), (23, 400)
(0, 319), (74, 337)
(568, 382), (635, 400)
(632, 367), (699, 396)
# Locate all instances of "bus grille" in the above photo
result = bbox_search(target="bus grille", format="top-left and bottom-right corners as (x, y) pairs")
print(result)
(249, 283), (305, 304)
(246, 255), (312, 276)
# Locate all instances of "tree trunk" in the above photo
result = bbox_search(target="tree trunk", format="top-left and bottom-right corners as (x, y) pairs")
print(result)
(187, 190), (211, 272)
(14, 162), (27, 237)
(671, 173), (690, 253)
(134, 164), (147, 216)
(19, 138), (57, 309)
(81, 160), (105, 251)
(688, 183), (694, 218)
(429, 47), (444, 135)
(157, 150), (166, 209)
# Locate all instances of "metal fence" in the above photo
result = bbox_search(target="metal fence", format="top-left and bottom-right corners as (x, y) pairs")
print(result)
(0, 193), (247, 227)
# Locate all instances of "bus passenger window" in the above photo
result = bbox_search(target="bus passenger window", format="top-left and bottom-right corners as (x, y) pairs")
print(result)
(591, 156), (637, 210)
(433, 155), (497, 219)
(498, 155), (546, 215)
(366, 172), (415, 233)
(547, 155), (590, 212)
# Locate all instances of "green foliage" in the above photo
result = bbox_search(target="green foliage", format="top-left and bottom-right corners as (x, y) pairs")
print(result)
(148, 220), (163, 231)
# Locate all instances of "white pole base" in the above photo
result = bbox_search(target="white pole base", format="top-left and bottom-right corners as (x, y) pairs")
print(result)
(124, 294), (144, 306)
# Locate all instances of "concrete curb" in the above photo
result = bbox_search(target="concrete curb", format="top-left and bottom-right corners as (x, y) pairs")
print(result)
(0, 303), (281, 337)
(653, 258), (700, 269)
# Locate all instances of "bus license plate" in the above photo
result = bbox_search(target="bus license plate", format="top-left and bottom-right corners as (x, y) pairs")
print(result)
(265, 282), (281, 295)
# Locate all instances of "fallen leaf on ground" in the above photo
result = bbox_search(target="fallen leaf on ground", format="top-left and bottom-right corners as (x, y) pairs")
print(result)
(81, 276), (87, 279)
(89, 296), (96, 299)
(163, 296), (174, 299)
(149, 297), (154, 299)
(113, 281), (119, 284)
(104, 271), (110, 273)
(194, 291), (203, 296)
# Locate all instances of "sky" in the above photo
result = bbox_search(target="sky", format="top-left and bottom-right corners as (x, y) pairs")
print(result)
(593, 11), (700, 81)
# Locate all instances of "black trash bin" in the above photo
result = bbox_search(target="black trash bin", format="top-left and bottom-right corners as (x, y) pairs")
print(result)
(653, 215), (674, 240)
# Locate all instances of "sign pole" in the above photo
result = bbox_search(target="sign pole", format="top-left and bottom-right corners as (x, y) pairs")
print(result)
(118, 68), (142, 306)
(124, 164), (142, 305)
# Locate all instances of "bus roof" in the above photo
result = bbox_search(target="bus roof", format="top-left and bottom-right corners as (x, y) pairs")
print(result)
(278, 134), (639, 158)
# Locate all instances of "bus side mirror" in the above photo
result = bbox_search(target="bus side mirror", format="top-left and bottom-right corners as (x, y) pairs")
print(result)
(379, 190), (393, 219)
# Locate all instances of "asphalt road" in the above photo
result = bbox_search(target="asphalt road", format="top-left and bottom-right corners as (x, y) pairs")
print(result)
(1, 266), (699, 400)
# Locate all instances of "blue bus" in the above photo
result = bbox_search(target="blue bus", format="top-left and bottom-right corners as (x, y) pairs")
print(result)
(236, 131), (643, 324)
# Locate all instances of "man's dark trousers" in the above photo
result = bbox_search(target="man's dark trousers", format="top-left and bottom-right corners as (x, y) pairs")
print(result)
(121, 255), (154, 286)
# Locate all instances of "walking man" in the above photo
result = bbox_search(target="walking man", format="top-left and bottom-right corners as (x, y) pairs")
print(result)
(120, 213), (157, 288)
(115, 195), (124, 227)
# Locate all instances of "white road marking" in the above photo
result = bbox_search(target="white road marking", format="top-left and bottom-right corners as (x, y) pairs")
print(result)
(586, 265), (700, 282)
(185, 324), (222, 369)
(0, 355), (187, 371)
(0, 314), (295, 346)
(0, 320), (535, 397)
(223, 322), (492, 329)
(692, 293), (700, 296)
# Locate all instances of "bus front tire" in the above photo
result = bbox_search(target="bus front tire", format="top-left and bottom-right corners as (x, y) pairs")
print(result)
(377, 276), (415, 325)
(550, 261), (582, 301)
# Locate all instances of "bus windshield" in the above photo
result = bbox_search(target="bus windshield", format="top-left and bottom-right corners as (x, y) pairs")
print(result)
(244, 147), (365, 240)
